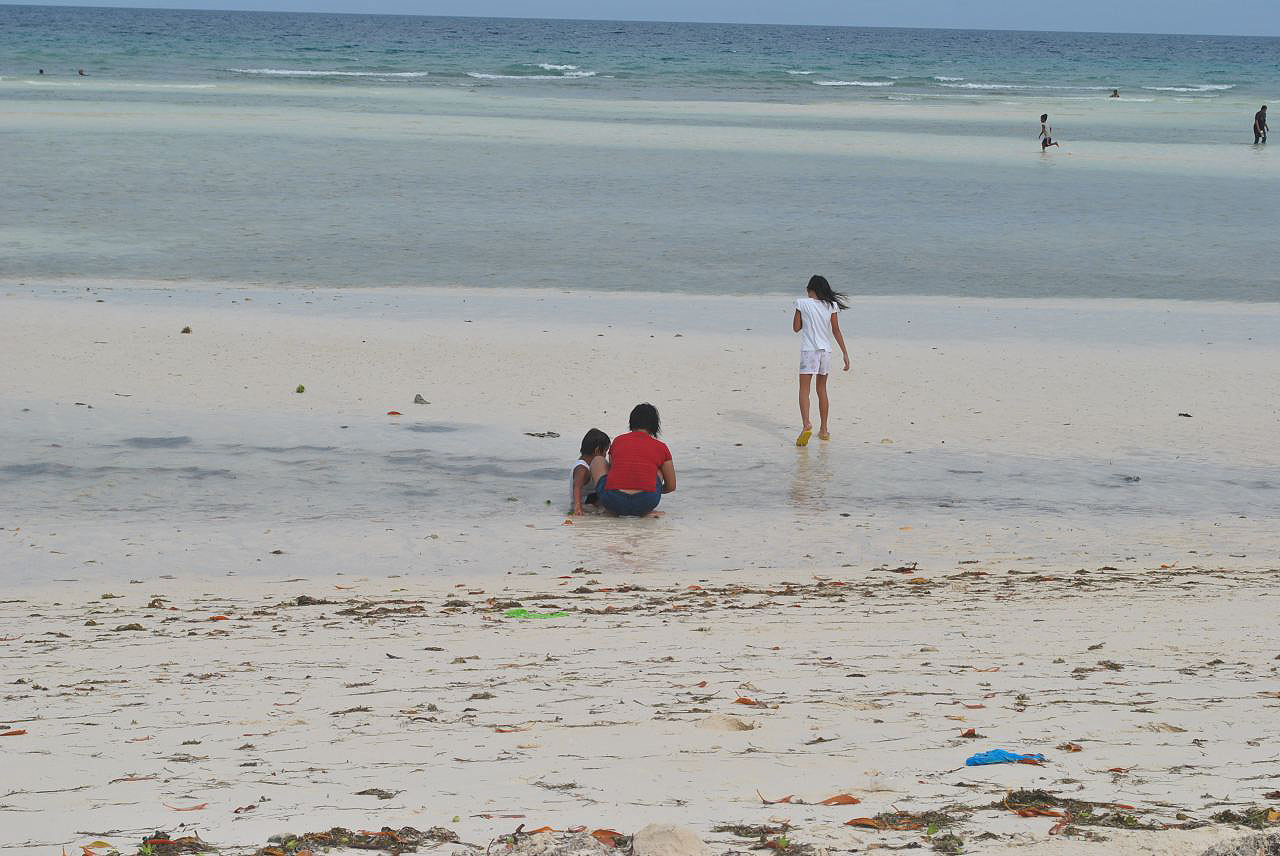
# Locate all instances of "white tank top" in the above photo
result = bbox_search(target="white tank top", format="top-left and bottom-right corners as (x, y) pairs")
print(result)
(570, 459), (593, 506)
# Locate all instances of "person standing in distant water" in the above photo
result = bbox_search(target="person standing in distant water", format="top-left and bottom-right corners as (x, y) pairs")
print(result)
(1254, 106), (1268, 144)
(1110, 89), (1120, 98)
(77, 68), (86, 76)
(792, 275), (851, 447)
(1040, 114), (1060, 149)
(38, 69), (44, 75)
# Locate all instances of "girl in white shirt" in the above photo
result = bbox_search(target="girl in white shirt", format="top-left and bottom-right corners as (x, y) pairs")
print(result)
(791, 275), (851, 447)
(570, 428), (610, 515)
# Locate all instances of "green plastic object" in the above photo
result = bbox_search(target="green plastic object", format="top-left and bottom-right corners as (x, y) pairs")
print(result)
(504, 608), (568, 619)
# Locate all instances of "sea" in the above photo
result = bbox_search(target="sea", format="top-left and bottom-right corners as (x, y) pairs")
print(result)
(2, 5), (1278, 300)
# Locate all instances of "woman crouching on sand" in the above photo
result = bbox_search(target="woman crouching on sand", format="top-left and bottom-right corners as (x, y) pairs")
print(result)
(590, 403), (676, 517)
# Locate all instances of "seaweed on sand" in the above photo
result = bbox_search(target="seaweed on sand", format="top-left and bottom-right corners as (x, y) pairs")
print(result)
(252, 826), (458, 856)
(135, 832), (210, 856)
(997, 789), (1164, 832)
(1211, 807), (1280, 830)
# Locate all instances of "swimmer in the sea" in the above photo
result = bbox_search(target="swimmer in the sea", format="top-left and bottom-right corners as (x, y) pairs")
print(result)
(1110, 89), (1120, 98)
(1039, 113), (1060, 149)
(1255, 105), (1268, 144)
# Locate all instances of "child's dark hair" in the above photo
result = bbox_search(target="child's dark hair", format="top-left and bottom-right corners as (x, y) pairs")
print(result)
(807, 274), (849, 310)
(629, 403), (661, 435)
(580, 428), (610, 457)
(1040, 113), (1048, 122)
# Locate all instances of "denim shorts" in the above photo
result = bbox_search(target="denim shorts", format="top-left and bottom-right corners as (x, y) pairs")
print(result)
(597, 475), (662, 516)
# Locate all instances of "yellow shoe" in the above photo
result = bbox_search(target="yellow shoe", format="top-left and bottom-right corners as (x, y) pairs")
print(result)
(796, 428), (812, 447)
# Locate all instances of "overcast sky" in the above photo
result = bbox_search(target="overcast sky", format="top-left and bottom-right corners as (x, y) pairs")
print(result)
(13, 0), (1280, 36)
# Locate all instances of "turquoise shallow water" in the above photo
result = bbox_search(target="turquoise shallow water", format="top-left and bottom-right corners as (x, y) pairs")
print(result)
(1, 6), (1277, 299)
(4, 6), (1279, 100)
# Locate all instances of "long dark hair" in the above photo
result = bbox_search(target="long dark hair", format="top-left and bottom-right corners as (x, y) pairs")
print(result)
(807, 275), (849, 310)
(580, 428), (610, 457)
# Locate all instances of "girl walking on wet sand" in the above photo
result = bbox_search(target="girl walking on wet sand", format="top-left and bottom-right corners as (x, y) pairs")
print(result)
(792, 275), (850, 447)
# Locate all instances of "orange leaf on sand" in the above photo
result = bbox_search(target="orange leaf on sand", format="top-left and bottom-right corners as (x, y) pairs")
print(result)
(1017, 758), (1045, 766)
(734, 697), (762, 706)
(1058, 742), (1083, 752)
(387, 411), (402, 416)
(1, 729), (27, 737)
(695, 681), (707, 688)
(591, 829), (623, 847)
(208, 615), (230, 621)
(845, 818), (882, 829)
(960, 728), (980, 738)
(524, 827), (553, 835)
(818, 794), (861, 806)
(1108, 767), (1130, 774)
(757, 791), (796, 805)
(1015, 808), (1065, 818)
(962, 703), (986, 709)
(165, 803), (208, 811)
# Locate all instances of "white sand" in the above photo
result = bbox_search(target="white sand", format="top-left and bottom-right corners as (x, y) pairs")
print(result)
(1, 281), (1279, 854)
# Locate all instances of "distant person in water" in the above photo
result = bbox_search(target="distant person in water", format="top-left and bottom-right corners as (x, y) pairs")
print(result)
(590, 403), (675, 517)
(792, 274), (851, 447)
(38, 69), (44, 75)
(1255, 106), (1268, 144)
(77, 68), (86, 76)
(1110, 89), (1120, 98)
(1040, 113), (1060, 149)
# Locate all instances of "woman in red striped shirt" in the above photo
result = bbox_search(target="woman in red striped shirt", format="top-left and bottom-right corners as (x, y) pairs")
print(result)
(589, 403), (677, 517)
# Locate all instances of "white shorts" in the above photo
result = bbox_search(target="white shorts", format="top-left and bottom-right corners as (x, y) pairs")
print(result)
(799, 350), (831, 375)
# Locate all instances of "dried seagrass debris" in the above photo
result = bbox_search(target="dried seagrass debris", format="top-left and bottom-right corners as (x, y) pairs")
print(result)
(253, 826), (458, 856)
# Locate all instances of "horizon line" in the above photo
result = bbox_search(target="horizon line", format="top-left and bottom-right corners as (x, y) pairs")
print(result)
(1, 1), (1276, 39)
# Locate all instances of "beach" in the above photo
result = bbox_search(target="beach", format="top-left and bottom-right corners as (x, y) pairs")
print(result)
(3, 8), (1280, 853)
(3, 552), (1279, 856)
(3, 283), (1279, 854)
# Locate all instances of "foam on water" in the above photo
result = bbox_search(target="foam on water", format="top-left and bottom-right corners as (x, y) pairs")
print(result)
(467, 70), (597, 80)
(1143, 84), (1236, 92)
(813, 80), (894, 87)
(229, 68), (431, 78)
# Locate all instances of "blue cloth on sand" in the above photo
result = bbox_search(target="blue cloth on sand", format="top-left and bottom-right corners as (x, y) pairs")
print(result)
(965, 749), (1046, 766)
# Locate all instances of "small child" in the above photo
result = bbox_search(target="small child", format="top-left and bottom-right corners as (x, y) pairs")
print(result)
(1040, 113), (1060, 149)
(792, 274), (850, 447)
(571, 428), (610, 515)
